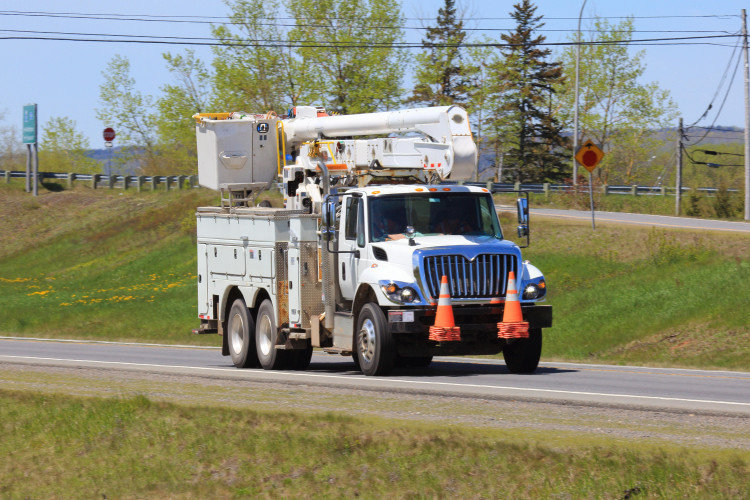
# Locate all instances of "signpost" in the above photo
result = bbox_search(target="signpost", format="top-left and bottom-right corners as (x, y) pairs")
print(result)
(103, 127), (116, 178)
(574, 140), (604, 229)
(22, 104), (38, 196)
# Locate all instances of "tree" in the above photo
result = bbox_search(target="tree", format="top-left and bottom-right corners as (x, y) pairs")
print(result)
(489, 0), (568, 183)
(466, 40), (504, 180)
(39, 116), (100, 173)
(155, 50), (212, 173)
(96, 55), (158, 172)
(0, 110), (25, 172)
(211, 0), (315, 112)
(409, 0), (474, 107)
(555, 17), (678, 184)
(287, 0), (407, 114)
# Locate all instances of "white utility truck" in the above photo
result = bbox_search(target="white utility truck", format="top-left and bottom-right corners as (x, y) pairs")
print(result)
(193, 105), (551, 375)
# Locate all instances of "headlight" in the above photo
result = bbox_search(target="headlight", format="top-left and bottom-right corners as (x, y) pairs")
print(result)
(380, 282), (419, 303)
(522, 280), (546, 300)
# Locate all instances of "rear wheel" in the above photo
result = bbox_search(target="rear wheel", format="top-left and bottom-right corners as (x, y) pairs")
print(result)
(227, 298), (259, 368)
(356, 303), (395, 376)
(255, 299), (289, 370)
(503, 328), (542, 374)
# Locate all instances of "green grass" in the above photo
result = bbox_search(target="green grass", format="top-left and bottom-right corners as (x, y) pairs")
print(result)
(1, 181), (748, 368)
(1, 389), (748, 499)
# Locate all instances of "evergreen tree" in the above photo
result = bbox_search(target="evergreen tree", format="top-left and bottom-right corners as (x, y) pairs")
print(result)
(489, 0), (568, 183)
(408, 0), (473, 107)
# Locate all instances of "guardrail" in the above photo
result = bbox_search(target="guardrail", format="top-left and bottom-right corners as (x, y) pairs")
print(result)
(455, 181), (740, 197)
(1, 170), (741, 197)
(1, 170), (199, 191)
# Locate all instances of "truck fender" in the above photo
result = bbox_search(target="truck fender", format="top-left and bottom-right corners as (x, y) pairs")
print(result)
(521, 261), (544, 281)
(352, 284), (379, 340)
(218, 286), (266, 322)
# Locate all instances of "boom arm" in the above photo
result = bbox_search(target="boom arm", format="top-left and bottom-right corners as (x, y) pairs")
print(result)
(284, 105), (477, 181)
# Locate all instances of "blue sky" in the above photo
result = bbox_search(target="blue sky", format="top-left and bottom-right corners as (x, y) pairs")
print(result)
(1, 0), (746, 146)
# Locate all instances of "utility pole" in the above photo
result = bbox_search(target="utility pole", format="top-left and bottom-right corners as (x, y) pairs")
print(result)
(742, 9), (749, 220)
(676, 117), (683, 216)
(572, 0), (588, 187)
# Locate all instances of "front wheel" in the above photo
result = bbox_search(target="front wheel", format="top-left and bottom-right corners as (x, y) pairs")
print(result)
(255, 299), (289, 370)
(503, 328), (542, 374)
(356, 303), (395, 376)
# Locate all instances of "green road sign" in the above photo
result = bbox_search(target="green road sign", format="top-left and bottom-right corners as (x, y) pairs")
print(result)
(23, 104), (37, 144)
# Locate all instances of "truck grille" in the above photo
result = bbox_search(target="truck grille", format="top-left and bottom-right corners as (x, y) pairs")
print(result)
(423, 254), (517, 300)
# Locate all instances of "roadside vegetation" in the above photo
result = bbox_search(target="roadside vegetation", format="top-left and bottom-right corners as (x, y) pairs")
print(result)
(2, 388), (747, 498)
(1, 181), (748, 369)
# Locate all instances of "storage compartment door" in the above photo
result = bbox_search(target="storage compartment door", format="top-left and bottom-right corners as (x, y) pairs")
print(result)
(197, 243), (209, 316)
(287, 247), (301, 325)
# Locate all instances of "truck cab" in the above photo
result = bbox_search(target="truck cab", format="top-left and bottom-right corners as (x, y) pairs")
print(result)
(326, 184), (551, 375)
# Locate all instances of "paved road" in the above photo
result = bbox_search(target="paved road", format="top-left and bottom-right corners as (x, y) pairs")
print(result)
(2, 337), (749, 415)
(498, 206), (750, 233)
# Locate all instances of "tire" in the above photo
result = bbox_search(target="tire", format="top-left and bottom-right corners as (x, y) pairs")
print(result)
(227, 298), (259, 368)
(289, 341), (313, 370)
(503, 328), (542, 374)
(255, 299), (289, 370)
(355, 303), (395, 376)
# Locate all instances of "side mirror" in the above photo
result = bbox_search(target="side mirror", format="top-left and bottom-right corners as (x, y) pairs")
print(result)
(321, 198), (336, 242)
(516, 196), (529, 242)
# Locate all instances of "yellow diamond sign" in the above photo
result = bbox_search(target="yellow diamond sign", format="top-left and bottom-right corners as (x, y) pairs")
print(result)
(575, 140), (604, 172)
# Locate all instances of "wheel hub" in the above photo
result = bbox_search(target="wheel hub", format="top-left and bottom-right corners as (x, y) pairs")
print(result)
(259, 314), (273, 356)
(359, 319), (376, 363)
(230, 313), (244, 354)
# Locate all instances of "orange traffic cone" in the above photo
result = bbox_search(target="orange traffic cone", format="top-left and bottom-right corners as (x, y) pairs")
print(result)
(429, 276), (461, 342)
(498, 271), (529, 339)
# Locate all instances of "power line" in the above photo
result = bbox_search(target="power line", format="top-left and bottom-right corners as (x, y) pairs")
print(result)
(0, 10), (740, 34)
(686, 43), (743, 146)
(687, 34), (742, 127)
(0, 10), (740, 22)
(0, 32), (740, 49)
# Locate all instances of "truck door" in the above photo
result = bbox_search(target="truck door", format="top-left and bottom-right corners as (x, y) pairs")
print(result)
(338, 195), (365, 301)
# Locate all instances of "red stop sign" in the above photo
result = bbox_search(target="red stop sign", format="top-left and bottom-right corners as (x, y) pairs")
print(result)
(581, 150), (599, 167)
(103, 127), (116, 142)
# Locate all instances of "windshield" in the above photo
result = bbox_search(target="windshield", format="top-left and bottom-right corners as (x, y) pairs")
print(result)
(368, 192), (503, 242)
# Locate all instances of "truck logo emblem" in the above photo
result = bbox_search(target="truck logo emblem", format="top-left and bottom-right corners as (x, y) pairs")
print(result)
(257, 123), (269, 134)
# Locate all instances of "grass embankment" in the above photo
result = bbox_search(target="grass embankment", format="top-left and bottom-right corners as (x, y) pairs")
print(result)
(2, 389), (747, 498)
(1, 182), (749, 369)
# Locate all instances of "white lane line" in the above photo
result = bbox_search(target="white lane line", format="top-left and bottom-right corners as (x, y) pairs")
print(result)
(2, 355), (749, 409)
(0, 336), (219, 350)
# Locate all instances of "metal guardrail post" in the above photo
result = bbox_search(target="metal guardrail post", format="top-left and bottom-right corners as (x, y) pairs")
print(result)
(150, 176), (158, 191)
(108, 175), (116, 189)
(189, 175), (198, 188)
(178, 175), (186, 190)
(631, 185), (638, 196)
(4, 171), (10, 183)
(543, 183), (550, 198)
(137, 176), (145, 193)
(92, 174), (100, 190)
(123, 175), (130, 190)
(514, 182), (521, 192)
(67, 173), (75, 189)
